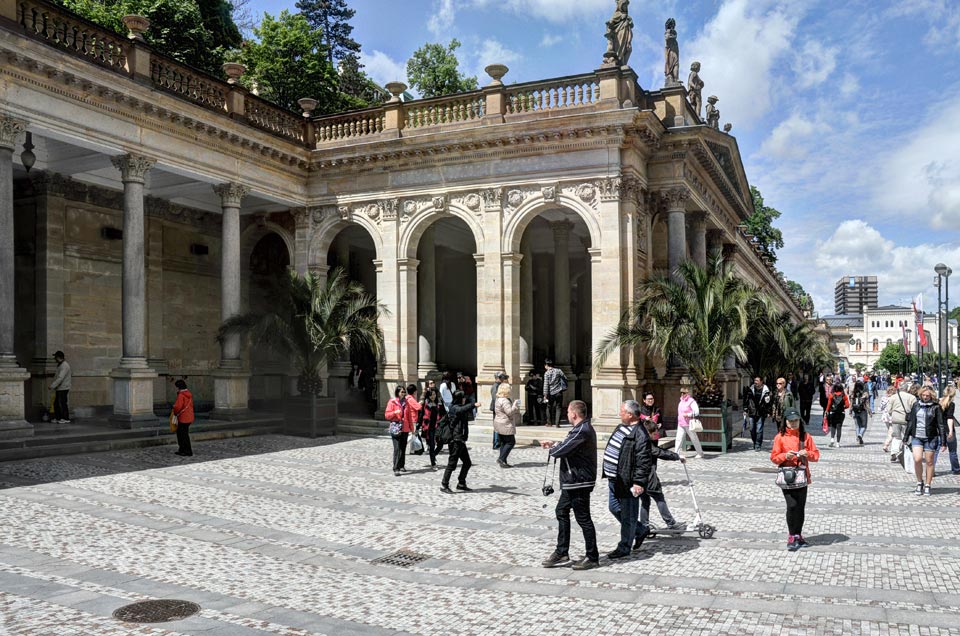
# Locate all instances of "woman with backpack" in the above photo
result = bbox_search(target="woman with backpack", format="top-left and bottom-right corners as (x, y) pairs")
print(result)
(824, 383), (849, 447)
(851, 380), (869, 445)
(771, 407), (820, 551)
(385, 385), (407, 476)
(904, 386), (948, 496)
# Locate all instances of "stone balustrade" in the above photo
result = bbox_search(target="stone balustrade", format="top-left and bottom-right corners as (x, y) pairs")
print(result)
(16, 0), (129, 72)
(150, 57), (227, 111)
(315, 108), (385, 144)
(504, 74), (600, 115)
(403, 92), (485, 129)
(243, 94), (305, 144)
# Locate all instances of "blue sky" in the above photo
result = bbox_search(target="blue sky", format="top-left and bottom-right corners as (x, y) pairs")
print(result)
(248, 0), (960, 315)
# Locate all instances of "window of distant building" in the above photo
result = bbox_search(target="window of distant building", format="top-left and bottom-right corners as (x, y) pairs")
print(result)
(886, 338), (892, 346)
(856, 339), (862, 351)
(873, 339), (879, 352)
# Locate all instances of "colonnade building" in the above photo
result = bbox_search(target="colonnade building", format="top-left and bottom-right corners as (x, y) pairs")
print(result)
(0, 1), (805, 434)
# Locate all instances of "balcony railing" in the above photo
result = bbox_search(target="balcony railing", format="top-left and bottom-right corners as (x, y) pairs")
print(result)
(404, 92), (485, 129)
(244, 94), (305, 144)
(506, 74), (600, 114)
(16, 0), (129, 72)
(150, 58), (227, 111)
(315, 108), (385, 143)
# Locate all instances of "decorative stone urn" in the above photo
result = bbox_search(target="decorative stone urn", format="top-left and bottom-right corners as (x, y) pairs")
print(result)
(221, 63), (246, 85)
(297, 97), (318, 118)
(121, 15), (150, 41)
(384, 82), (407, 103)
(484, 64), (509, 85)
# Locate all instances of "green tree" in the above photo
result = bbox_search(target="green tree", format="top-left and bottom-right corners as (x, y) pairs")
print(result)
(54, 0), (241, 74)
(874, 343), (912, 375)
(217, 268), (386, 396)
(295, 0), (360, 66)
(747, 186), (784, 264)
(406, 39), (478, 98)
(595, 256), (768, 405)
(237, 10), (340, 112)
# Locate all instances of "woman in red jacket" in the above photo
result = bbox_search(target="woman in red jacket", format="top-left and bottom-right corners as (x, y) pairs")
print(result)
(172, 379), (195, 457)
(771, 407), (820, 551)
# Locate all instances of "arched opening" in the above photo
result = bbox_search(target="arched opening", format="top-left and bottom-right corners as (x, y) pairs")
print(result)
(518, 209), (593, 416)
(247, 232), (291, 409)
(327, 225), (378, 415)
(417, 216), (477, 380)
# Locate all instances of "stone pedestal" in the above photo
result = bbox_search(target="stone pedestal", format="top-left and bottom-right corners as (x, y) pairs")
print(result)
(109, 364), (159, 428)
(211, 366), (251, 420)
(0, 365), (32, 437)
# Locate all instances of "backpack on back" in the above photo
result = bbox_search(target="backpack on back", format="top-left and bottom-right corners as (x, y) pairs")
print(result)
(829, 394), (846, 417)
(558, 372), (568, 393)
(437, 414), (455, 444)
(852, 394), (866, 413)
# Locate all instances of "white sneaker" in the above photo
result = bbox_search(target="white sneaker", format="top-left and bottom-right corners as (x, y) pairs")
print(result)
(60, 419), (70, 424)
(695, 454), (704, 459)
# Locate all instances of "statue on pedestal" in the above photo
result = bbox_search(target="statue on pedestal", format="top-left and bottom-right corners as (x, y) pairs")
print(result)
(705, 95), (720, 129)
(664, 18), (679, 86)
(687, 61), (703, 116)
(723, 123), (732, 133)
(603, 0), (633, 67)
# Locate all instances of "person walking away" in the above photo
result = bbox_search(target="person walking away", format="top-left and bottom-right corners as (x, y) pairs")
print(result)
(525, 372), (544, 425)
(675, 387), (705, 458)
(939, 386), (958, 474)
(885, 382), (916, 461)
(745, 377), (772, 451)
(421, 385), (446, 470)
(439, 390), (481, 493)
(851, 380), (869, 445)
(493, 383), (520, 467)
(542, 359), (568, 427)
(489, 372), (507, 449)
(771, 407), (820, 551)
(904, 387), (948, 496)
(825, 383), (849, 447)
(540, 401), (599, 570)
(798, 374), (815, 425)
(385, 386), (407, 476)
(49, 350), (72, 424)
(772, 377), (797, 434)
(639, 419), (685, 537)
(602, 400), (652, 559)
(171, 379), (195, 456)
(880, 387), (895, 455)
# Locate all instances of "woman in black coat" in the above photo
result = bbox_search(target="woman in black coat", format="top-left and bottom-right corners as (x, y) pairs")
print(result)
(440, 391), (480, 494)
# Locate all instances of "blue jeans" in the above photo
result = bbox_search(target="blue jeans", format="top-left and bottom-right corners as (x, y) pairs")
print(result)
(750, 416), (765, 448)
(608, 480), (640, 553)
(949, 435), (960, 472)
(854, 410), (868, 438)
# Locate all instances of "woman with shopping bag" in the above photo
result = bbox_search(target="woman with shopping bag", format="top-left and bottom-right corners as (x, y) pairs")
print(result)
(675, 386), (704, 459)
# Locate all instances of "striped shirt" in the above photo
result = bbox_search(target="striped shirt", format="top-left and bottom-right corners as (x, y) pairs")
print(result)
(543, 367), (566, 398)
(602, 424), (633, 480)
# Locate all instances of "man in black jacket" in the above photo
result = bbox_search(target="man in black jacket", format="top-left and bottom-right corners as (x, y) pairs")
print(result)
(798, 374), (816, 425)
(602, 400), (652, 559)
(524, 372), (544, 425)
(540, 400), (599, 570)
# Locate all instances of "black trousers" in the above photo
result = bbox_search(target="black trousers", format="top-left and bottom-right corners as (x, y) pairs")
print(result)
(526, 396), (545, 424)
(424, 426), (439, 465)
(176, 422), (193, 455)
(498, 434), (516, 462)
(391, 432), (408, 471)
(546, 394), (563, 426)
(782, 486), (808, 535)
(54, 390), (69, 421)
(799, 399), (813, 425)
(555, 487), (598, 562)
(442, 440), (472, 486)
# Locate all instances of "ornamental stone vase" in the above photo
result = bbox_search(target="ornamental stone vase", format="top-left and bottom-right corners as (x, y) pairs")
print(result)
(221, 63), (246, 84)
(484, 64), (509, 85)
(121, 15), (150, 41)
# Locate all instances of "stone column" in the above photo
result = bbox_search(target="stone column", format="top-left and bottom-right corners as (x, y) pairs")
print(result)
(552, 221), (573, 367)
(0, 116), (31, 437)
(397, 257), (419, 388)
(689, 211), (707, 268)
(665, 187), (689, 277)
(502, 252), (522, 399)
(706, 229), (725, 262)
(109, 153), (159, 427)
(519, 241), (534, 378)
(417, 231), (437, 379)
(211, 182), (250, 419)
(476, 188), (505, 403)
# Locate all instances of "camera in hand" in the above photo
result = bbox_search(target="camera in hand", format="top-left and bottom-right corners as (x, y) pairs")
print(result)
(541, 484), (554, 496)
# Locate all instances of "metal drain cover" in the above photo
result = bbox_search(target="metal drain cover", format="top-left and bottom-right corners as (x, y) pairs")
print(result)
(113, 600), (201, 623)
(749, 467), (779, 473)
(371, 549), (430, 568)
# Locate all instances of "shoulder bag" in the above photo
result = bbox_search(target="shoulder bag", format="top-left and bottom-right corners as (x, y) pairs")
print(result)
(169, 411), (178, 433)
(776, 432), (808, 490)
(688, 401), (703, 432)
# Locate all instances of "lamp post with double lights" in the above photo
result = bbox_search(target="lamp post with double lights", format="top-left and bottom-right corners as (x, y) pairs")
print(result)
(935, 263), (952, 395)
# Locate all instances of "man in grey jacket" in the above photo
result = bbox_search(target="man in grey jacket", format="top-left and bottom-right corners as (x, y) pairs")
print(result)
(885, 382), (916, 461)
(49, 350), (72, 424)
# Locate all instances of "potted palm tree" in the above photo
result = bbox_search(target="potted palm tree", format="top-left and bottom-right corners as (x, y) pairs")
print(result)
(218, 267), (386, 437)
(595, 256), (774, 451)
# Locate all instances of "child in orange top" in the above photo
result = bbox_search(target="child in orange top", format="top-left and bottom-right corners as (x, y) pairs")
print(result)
(770, 406), (820, 551)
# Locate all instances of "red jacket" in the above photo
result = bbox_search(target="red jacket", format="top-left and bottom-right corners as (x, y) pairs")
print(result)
(825, 392), (850, 417)
(771, 427), (820, 483)
(385, 397), (404, 423)
(402, 395), (422, 433)
(173, 390), (194, 424)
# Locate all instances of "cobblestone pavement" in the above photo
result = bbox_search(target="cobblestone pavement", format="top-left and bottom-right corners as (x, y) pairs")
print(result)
(2, 408), (960, 635)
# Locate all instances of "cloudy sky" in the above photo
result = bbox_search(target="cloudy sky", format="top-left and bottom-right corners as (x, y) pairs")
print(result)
(249, 0), (960, 315)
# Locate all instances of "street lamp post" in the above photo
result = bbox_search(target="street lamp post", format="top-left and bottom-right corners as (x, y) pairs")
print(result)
(935, 263), (953, 394)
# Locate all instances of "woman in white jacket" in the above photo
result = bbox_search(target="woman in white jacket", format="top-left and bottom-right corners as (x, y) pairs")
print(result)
(493, 383), (520, 467)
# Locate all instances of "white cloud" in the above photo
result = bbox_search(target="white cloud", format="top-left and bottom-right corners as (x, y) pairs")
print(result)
(813, 220), (960, 310)
(473, 38), (522, 76)
(360, 50), (408, 87)
(470, 0), (610, 22)
(791, 39), (837, 89)
(686, 0), (800, 127)
(887, 0), (960, 50)
(428, 0), (455, 37)
(540, 33), (562, 47)
(758, 112), (830, 160)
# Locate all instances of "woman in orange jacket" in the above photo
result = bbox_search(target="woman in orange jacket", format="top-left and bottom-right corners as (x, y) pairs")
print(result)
(771, 406), (820, 551)
(824, 383), (850, 447)
(385, 385), (407, 476)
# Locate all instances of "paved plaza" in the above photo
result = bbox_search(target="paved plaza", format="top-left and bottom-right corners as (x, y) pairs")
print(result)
(2, 410), (960, 635)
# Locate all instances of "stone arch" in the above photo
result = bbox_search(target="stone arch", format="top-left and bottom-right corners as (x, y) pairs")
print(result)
(398, 201), (484, 260)
(240, 221), (294, 266)
(503, 192), (601, 254)
(308, 212), (383, 269)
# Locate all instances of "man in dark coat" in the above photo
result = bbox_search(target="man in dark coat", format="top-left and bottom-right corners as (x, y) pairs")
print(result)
(602, 399), (652, 559)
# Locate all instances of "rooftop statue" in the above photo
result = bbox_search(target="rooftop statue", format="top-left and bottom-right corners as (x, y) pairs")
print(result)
(687, 61), (703, 117)
(706, 95), (720, 129)
(602, 0), (633, 67)
(664, 18), (679, 86)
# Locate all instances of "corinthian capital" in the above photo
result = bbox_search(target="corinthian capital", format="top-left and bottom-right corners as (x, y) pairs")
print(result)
(662, 185), (690, 210)
(213, 182), (250, 208)
(0, 116), (27, 151)
(111, 153), (155, 183)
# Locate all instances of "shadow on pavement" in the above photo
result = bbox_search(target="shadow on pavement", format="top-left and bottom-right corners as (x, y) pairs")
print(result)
(805, 533), (850, 545)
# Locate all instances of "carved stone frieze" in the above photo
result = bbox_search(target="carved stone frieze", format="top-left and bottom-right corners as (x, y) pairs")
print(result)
(432, 195), (446, 211)
(505, 189), (526, 209)
(291, 207), (310, 229)
(570, 183), (598, 209)
(378, 199), (397, 223)
(541, 185), (557, 202)
(596, 177), (622, 202)
(481, 188), (502, 211)
(0, 115), (26, 150)
(400, 199), (416, 222)
(146, 196), (219, 231)
(363, 202), (380, 222)
(458, 192), (482, 213)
